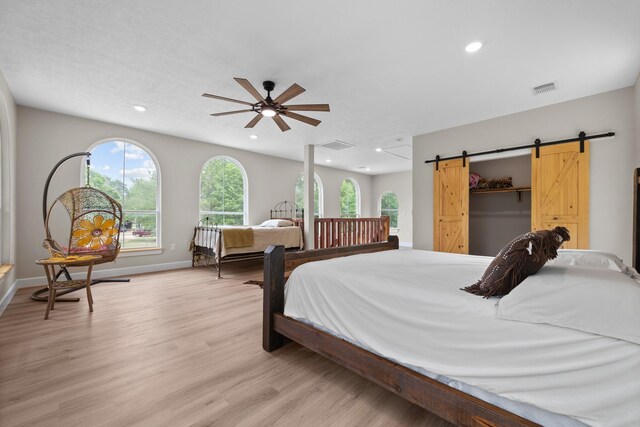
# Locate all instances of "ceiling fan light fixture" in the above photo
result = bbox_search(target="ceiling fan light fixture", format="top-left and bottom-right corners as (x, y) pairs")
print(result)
(261, 105), (276, 117)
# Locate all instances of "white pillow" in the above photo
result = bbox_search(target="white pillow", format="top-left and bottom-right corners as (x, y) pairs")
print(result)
(548, 249), (639, 279)
(259, 219), (294, 227)
(497, 265), (640, 344)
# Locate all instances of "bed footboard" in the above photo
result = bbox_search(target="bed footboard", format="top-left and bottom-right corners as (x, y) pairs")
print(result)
(263, 236), (399, 351)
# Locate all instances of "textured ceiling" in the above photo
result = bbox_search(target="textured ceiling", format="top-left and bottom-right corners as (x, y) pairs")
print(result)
(1, 0), (639, 174)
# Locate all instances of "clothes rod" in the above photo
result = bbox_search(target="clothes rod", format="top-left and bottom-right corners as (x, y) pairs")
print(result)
(424, 131), (615, 166)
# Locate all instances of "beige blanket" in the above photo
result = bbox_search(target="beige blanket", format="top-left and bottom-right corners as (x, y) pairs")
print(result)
(193, 226), (303, 258)
(222, 227), (254, 249)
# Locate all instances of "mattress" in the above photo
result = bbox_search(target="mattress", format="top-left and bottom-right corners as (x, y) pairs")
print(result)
(284, 249), (640, 427)
(194, 225), (303, 258)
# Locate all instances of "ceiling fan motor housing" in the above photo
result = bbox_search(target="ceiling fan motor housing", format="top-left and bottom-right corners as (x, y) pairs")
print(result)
(263, 80), (275, 92)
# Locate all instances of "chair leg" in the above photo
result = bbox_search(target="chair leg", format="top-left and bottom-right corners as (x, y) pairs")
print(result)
(85, 263), (94, 313)
(51, 288), (56, 310)
(45, 287), (54, 320)
(86, 284), (93, 312)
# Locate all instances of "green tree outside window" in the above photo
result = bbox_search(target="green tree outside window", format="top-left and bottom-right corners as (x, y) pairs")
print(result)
(380, 192), (399, 228)
(200, 157), (246, 226)
(295, 173), (321, 217)
(86, 140), (159, 249)
(340, 179), (359, 218)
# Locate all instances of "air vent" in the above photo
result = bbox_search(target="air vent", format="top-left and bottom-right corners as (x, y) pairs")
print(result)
(321, 140), (355, 150)
(532, 82), (557, 95)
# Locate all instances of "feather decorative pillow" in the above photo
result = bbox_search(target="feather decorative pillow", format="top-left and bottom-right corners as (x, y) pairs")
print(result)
(462, 226), (570, 298)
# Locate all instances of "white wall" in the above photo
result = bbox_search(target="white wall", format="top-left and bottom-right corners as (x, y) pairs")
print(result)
(16, 106), (373, 279)
(413, 87), (636, 264)
(371, 171), (412, 246)
(0, 69), (18, 309)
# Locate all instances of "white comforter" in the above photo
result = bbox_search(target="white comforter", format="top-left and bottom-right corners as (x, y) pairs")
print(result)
(284, 249), (640, 427)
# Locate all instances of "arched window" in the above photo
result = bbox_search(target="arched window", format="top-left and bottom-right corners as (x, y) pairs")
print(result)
(295, 173), (323, 218)
(340, 178), (360, 218)
(380, 192), (399, 228)
(200, 156), (248, 225)
(85, 139), (160, 249)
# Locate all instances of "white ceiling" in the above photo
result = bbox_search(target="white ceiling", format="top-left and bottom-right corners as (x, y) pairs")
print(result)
(1, 0), (639, 175)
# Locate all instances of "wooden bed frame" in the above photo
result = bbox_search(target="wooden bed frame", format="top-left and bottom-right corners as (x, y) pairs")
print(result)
(262, 237), (539, 427)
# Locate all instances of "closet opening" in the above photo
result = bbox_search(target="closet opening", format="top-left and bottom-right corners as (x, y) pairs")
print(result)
(469, 152), (531, 257)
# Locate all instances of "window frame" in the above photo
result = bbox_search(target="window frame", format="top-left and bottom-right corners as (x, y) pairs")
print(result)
(379, 191), (399, 229)
(83, 138), (162, 252)
(340, 177), (361, 218)
(295, 172), (323, 218)
(199, 155), (249, 226)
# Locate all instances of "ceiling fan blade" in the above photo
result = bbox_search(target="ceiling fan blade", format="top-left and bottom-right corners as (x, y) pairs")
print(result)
(202, 93), (254, 106)
(245, 114), (263, 128)
(274, 83), (305, 105)
(283, 104), (330, 112)
(282, 111), (321, 127)
(210, 109), (253, 117)
(234, 78), (266, 103)
(272, 115), (291, 132)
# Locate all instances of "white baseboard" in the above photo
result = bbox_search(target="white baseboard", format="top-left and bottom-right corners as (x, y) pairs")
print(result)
(0, 280), (19, 317)
(12, 260), (193, 290)
(399, 241), (413, 248)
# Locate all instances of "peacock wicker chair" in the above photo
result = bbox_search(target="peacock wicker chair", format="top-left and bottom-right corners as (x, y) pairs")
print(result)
(43, 187), (123, 267)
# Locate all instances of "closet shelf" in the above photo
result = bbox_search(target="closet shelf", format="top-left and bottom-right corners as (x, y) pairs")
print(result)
(470, 186), (531, 201)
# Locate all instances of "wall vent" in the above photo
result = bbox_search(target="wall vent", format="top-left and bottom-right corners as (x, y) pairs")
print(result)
(321, 140), (355, 150)
(532, 82), (557, 95)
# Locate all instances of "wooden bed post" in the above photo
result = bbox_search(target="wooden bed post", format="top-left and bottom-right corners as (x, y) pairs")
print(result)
(382, 216), (390, 241)
(263, 244), (285, 352)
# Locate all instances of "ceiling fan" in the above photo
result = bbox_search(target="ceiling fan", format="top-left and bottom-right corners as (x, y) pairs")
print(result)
(202, 78), (330, 132)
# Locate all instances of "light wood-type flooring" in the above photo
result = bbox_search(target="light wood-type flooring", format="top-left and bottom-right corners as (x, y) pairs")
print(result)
(0, 262), (452, 426)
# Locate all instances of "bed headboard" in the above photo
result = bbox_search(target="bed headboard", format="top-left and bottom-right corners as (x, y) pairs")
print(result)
(270, 200), (303, 220)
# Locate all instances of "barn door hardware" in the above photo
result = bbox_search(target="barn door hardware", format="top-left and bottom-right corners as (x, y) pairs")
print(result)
(425, 131), (614, 165)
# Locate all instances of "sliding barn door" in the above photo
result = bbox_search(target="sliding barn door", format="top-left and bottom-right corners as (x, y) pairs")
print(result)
(434, 159), (469, 253)
(532, 141), (589, 249)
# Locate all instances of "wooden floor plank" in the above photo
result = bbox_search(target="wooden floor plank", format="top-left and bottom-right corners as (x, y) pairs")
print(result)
(0, 263), (451, 426)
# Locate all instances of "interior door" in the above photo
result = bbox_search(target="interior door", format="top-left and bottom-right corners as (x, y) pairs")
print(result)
(531, 141), (589, 249)
(433, 158), (469, 253)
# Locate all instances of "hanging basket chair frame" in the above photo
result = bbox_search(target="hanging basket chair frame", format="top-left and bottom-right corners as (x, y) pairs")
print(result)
(43, 186), (124, 266)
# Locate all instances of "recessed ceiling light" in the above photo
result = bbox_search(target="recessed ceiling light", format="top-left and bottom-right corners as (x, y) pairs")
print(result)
(249, 134), (258, 140)
(465, 41), (483, 53)
(366, 168), (371, 171)
(375, 148), (383, 152)
(326, 159), (332, 163)
(133, 105), (147, 112)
